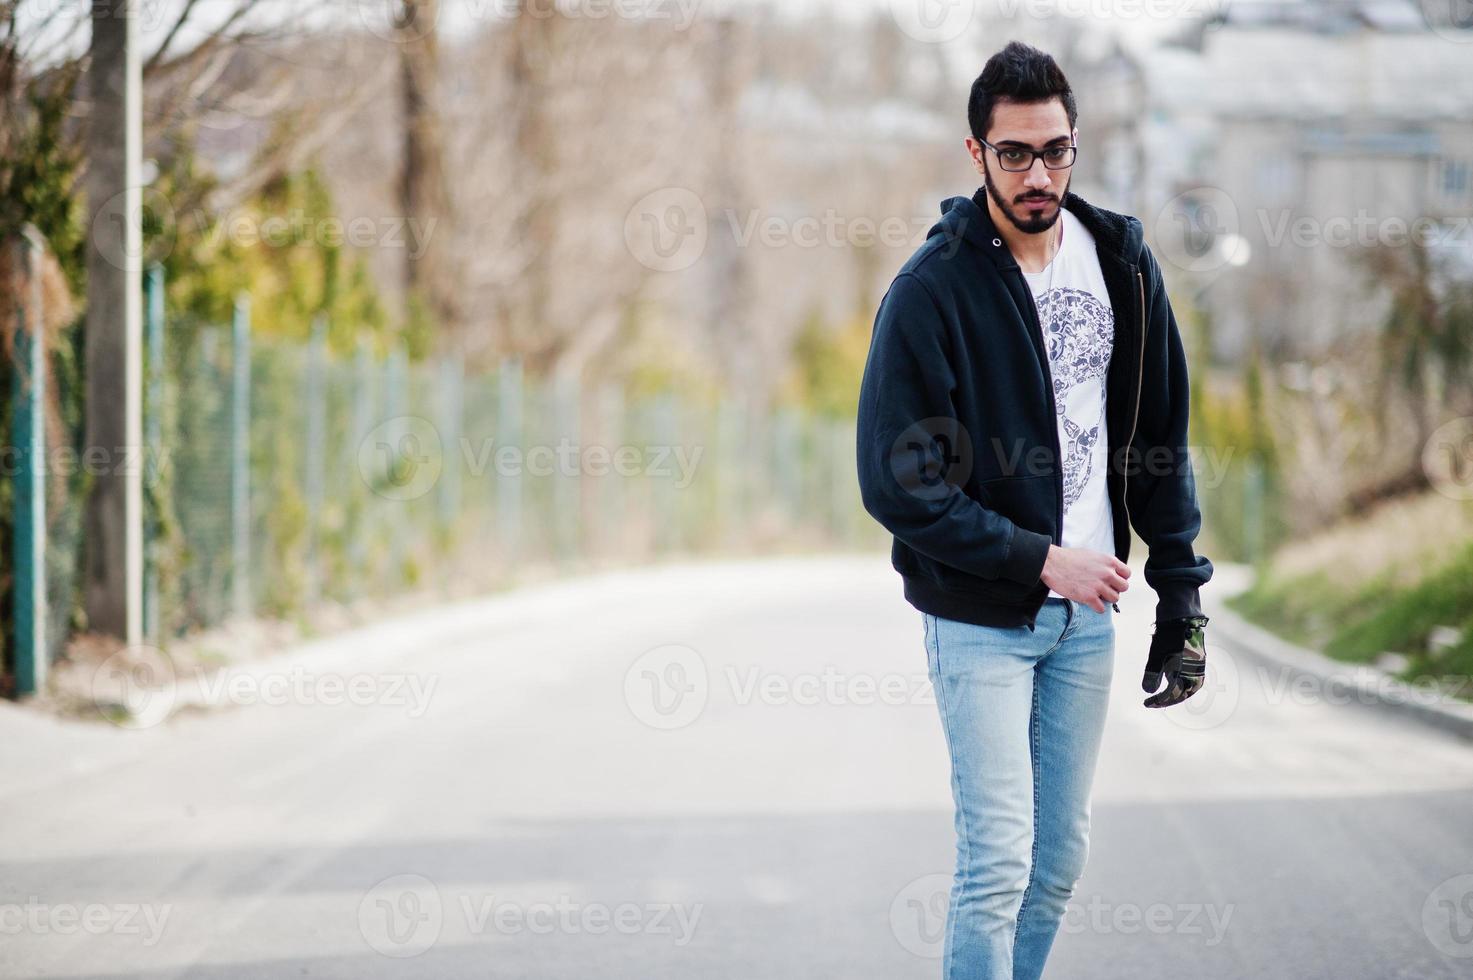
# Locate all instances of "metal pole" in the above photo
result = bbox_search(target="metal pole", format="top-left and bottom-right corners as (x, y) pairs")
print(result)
(12, 227), (48, 694)
(83, 0), (144, 645)
(305, 314), (327, 602)
(497, 356), (523, 565)
(143, 262), (164, 641)
(230, 294), (252, 620)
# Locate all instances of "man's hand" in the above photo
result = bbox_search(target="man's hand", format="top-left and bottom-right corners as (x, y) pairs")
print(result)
(1142, 615), (1210, 708)
(1039, 545), (1130, 613)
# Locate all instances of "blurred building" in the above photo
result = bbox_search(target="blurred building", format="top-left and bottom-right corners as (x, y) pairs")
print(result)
(1082, 0), (1473, 363)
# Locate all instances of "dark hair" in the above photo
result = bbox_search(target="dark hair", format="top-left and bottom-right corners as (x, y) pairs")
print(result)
(967, 41), (1077, 144)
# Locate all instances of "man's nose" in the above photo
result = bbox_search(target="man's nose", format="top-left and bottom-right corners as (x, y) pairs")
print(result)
(1024, 158), (1052, 188)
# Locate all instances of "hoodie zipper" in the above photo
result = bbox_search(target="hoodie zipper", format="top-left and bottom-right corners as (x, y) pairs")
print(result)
(1021, 284), (1064, 546)
(1114, 269), (1147, 613)
(1020, 281), (1064, 632)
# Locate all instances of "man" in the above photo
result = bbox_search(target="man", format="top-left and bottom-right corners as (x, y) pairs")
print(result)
(855, 41), (1213, 980)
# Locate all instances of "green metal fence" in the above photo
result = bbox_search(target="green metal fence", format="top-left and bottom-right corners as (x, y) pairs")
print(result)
(5, 248), (1280, 685)
(134, 268), (884, 647)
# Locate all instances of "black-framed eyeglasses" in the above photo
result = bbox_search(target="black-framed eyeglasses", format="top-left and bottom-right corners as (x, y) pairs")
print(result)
(978, 137), (1077, 173)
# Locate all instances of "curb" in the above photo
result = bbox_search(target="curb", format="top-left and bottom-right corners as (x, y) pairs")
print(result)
(1203, 595), (1473, 745)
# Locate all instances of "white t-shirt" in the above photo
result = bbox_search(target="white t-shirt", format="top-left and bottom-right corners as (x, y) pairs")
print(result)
(1020, 208), (1116, 599)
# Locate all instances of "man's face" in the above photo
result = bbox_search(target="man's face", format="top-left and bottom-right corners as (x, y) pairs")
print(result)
(968, 98), (1076, 235)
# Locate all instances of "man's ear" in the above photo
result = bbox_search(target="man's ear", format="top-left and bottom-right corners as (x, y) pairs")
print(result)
(964, 137), (984, 177)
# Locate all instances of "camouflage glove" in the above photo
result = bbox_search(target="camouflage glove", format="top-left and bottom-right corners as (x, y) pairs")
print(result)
(1142, 615), (1210, 709)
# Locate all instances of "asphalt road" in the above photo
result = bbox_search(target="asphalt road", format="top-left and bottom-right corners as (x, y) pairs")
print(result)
(3, 555), (1473, 979)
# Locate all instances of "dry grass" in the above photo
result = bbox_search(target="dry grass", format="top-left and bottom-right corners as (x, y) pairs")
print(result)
(1267, 490), (1473, 591)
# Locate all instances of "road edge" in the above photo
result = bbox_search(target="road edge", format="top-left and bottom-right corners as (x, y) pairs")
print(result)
(1204, 594), (1473, 745)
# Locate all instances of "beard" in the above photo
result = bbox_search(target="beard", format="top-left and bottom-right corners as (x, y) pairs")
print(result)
(982, 156), (1069, 236)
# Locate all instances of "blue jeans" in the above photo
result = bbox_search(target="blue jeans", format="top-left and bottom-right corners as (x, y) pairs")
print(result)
(922, 597), (1117, 980)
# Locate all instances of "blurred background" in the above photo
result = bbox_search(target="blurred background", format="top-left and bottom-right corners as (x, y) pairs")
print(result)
(2, 1), (1473, 978)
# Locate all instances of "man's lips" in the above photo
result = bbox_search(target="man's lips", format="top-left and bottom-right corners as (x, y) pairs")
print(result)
(1021, 197), (1054, 209)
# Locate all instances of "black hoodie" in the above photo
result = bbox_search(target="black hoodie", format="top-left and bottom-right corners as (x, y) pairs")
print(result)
(855, 187), (1213, 632)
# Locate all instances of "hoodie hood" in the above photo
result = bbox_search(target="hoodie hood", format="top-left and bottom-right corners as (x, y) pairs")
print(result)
(927, 186), (1144, 271)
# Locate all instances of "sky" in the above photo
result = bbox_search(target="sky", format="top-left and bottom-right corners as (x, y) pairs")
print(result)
(21, 0), (1205, 67)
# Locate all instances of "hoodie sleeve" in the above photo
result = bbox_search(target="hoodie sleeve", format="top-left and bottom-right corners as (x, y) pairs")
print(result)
(856, 272), (1053, 585)
(1127, 245), (1214, 621)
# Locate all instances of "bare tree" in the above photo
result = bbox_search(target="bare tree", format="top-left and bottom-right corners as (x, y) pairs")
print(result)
(397, 0), (461, 352)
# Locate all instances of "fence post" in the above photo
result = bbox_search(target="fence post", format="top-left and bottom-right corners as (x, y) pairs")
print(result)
(385, 343), (408, 583)
(714, 394), (742, 550)
(497, 356), (523, 565)
(230, 293), (251, 620)
(553, 372), (580, 562)
(437, 352), (463, 531)
(11, 227), (47, 695)
(304, 314), (327, 602)
(595, 382), (624, 557)
(143, 262), (164, 642)
(830, 417), (851, 544)
(653, 391), (677, 554)
(350, 338), (374, 591)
